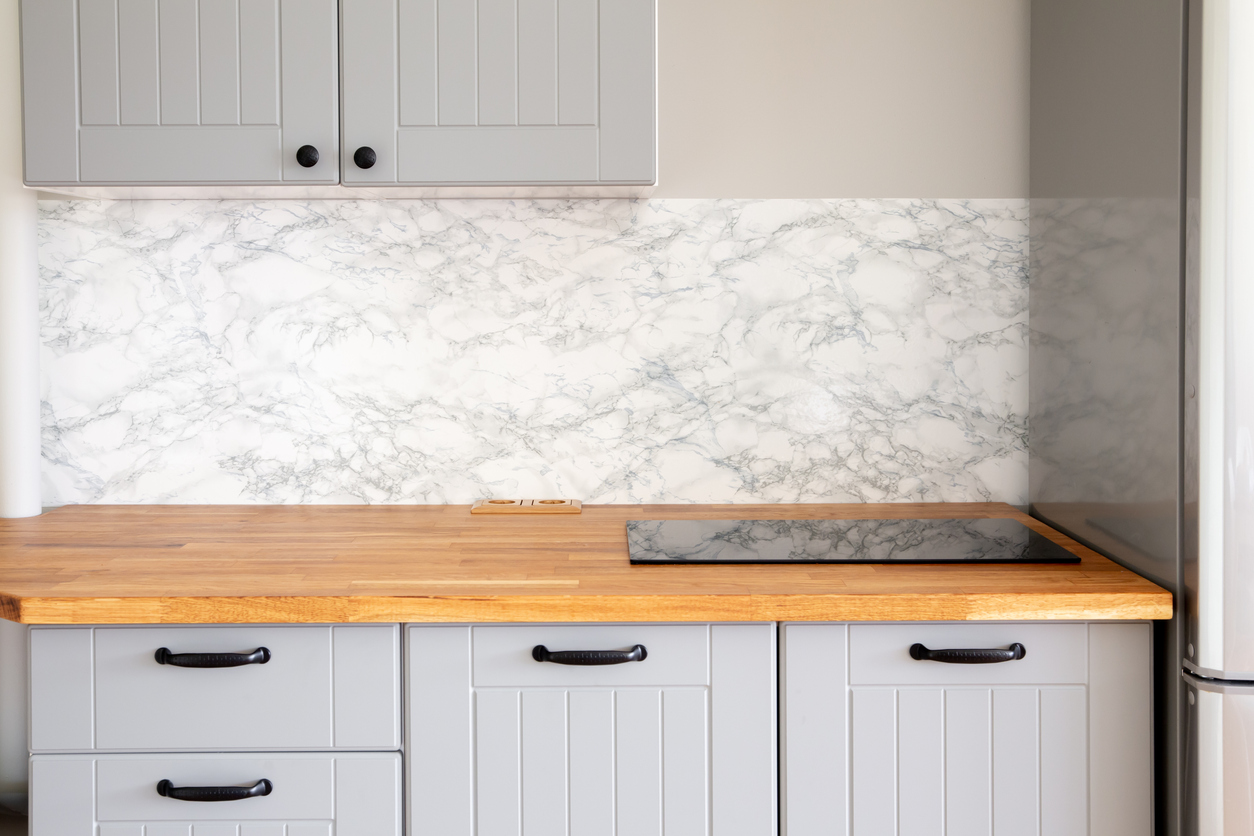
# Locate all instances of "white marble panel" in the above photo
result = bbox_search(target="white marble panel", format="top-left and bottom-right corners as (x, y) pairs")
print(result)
(38, 199), (1028, 504)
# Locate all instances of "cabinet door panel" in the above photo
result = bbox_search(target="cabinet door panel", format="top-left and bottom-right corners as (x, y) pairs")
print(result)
(80, 0), (120, 125)
(712, 624), (778, 836)
(279, 0), (340, 181)
(517, 0), (557, 125)
(616, 690), (664, 836)
(522, 691), (568, 836)
(781, 624), (848, 836)
(342, 0), (399, 182)
(781, 624), (1125, 836)
(519, 691), (569, 836)
(199, 0), (241, 124)
(80, 127), (284, 183)
(475, 691), (521, 836)
(23, 0), (336, 185)
(21, 0), (78, 181)
(598, 0), (654, 182)
(478, 0), (518, 126)
(408, 626), (474, 836)
(993, 690), (1040, 836)
(159, 0), (200, 125)
(397, 127), (599, 182)
(239, 0), (280, 125)
(945, 689), (993, 836)
(118, 0), (161, 125)
(570, 691), (615, 836)
(663, 689), (709, 836)
(851, 690), (896, 836)
(409, 623), (771, 836)
(845, 686), (1079, 836)
(1041, 688), (1088, 836)
(898, 690), (943, 836)
(557, 0), (597, 125)
(398, 0), (437, 126)
(342, 0), (655, 185)
(437, 0), (477, 125)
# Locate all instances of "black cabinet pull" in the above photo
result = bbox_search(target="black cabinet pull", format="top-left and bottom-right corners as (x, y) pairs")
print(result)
(353, 146), (377, 169)
(157, 778), (272, 802)
(154, 647), (271, 667)
(532, 644), (647, 665)
(295, 145), (320, 167)
(909, 642), (1026, 664)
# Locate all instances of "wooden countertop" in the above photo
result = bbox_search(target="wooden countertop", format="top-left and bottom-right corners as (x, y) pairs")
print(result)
(0, 503), (1172, 624)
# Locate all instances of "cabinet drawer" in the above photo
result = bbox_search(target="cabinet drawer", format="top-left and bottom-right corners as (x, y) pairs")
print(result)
(30, 752), (400, 836)
(30, 625), (400, 752)
(849, 623), (1088, 685)
(472, 624), (709, 686)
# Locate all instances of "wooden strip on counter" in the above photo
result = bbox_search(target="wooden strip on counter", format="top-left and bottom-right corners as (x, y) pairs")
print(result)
(0, 503), (1173, 624)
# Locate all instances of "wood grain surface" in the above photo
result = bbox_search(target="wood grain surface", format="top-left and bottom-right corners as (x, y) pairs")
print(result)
(0, 504), (1172, 624)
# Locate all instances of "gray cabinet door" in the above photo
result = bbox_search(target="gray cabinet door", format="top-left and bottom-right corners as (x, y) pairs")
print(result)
(340, 0), (655, 186)
(407, 623), (774, 836)
(780, 623), (1152, 836)
(22, 0), (339, 185)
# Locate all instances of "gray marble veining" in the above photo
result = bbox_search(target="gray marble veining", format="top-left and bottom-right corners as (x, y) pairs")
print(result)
(38, 198), (1028, 505)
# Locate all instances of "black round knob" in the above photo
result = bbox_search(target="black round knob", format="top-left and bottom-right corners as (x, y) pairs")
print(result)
(295, 145), (319, 168)
(353, 146), (377, 169)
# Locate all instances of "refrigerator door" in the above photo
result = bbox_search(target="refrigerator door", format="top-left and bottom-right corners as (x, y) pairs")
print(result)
(1189, 0), (1254, 680)
(1184, 673), (1254, 835)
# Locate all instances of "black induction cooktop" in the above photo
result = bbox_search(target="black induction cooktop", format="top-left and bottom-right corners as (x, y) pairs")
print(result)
(625, 518), (1081, 564)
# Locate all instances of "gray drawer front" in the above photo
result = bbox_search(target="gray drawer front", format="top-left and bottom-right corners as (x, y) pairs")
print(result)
(472, 624), (709, 687)
(849, 623), (1088, 686)
(30, 625), (400, 752)
(30, 752), (401, 836)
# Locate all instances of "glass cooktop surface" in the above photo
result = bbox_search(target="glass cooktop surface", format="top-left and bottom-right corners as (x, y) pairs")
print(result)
(626, 518), (1081, 564)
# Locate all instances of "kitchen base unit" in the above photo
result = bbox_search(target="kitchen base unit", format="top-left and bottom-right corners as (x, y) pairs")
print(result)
(781, 622), (1153, 836)
(29, 752), (402, 836)
(26, 624), (404, 836)
(406, 623), (778, 836)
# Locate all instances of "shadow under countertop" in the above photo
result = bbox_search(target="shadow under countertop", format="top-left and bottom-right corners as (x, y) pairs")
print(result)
(0, 807), (24, 836)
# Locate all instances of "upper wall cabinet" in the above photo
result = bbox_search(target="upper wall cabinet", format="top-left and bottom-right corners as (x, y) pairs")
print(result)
(340, 0), (656, 187)
(20, 0), (655, 194)
(22, 0), (340, 187)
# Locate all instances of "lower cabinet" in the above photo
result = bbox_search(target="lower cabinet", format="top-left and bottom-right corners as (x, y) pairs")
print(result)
(781, 622), (1154, 836)
(406, 623), (778, 836)
(23, 620), (1152, 836)
(29, 752), (402, 835)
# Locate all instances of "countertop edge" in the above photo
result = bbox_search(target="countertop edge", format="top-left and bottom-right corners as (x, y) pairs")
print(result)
(7, 591), (1174, 625)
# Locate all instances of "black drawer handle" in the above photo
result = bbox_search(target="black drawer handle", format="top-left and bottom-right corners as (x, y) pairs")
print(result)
(154, 647), (271, 667)
(909, 642), (1026, 664)
(157, 778), (272, 802)
(532, 644), (648, 665)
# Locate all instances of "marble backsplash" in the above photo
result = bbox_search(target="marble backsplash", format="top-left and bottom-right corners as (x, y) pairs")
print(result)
(38, 198), (1028, 505)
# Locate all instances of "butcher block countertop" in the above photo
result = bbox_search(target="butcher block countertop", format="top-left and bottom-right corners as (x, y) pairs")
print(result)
(0, 503), (1172, 624)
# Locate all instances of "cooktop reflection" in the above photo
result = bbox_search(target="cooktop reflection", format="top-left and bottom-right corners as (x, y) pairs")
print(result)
(626, 518), (1080, 564)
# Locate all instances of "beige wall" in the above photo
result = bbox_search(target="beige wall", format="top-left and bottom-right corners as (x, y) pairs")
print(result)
(36, 0), (1031, 201)
(656, 0), (1031, 198)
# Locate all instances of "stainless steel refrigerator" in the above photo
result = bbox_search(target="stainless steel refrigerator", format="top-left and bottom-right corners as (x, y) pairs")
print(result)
(1180, 1), (1254, 832)
(1030, 0), (1253, 834)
